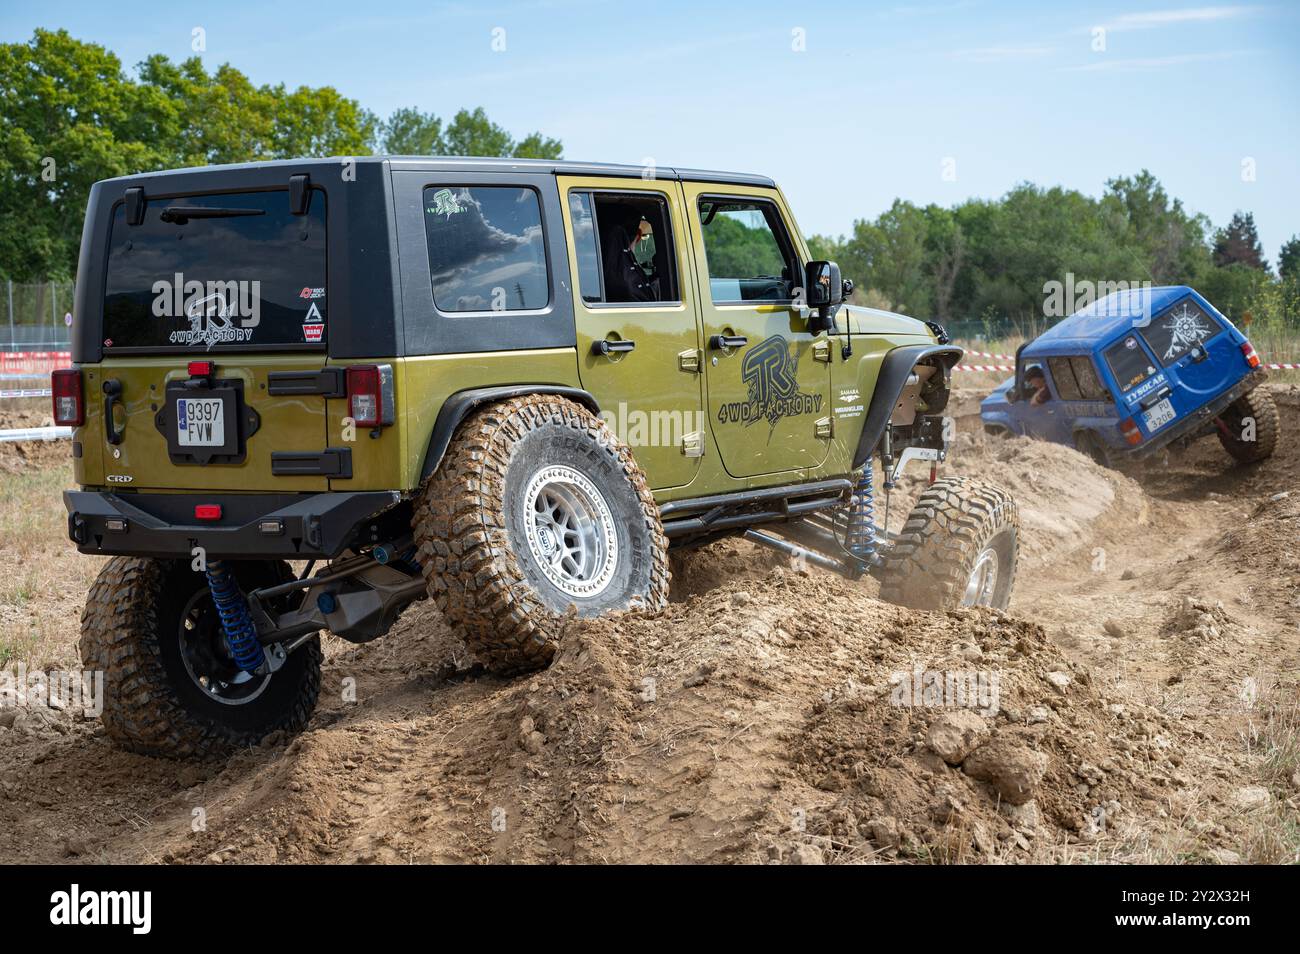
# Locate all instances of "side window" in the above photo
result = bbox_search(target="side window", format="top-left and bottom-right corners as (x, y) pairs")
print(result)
(423, 186), (548, 313)
(1104, 334), (1158, 394)
(567, 193), (602, 303)
(567, 190), (678, 305)
(697, 198), (797, 303)
(1047, 357), (1083, 401)
(1070, 356), (1110, 401)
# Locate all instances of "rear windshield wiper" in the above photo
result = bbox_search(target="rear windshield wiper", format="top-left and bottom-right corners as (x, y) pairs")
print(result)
(158, 206), (266, 225)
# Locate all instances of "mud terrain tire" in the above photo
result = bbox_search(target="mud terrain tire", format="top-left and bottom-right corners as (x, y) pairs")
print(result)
(413, 394), (669, 674)
(79, 557), (321, 759)
(1074, 430), (1111, 468)
(1217, 388), (1279, 463)
(879, 477), (1020, 611)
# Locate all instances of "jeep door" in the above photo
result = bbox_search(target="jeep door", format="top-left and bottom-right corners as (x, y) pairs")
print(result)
(88, 186), (334, 492)
(682, 185), (832, 479)
(557, 176), (706, 490)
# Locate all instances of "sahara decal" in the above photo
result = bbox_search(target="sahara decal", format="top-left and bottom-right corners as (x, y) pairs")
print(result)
(718, 334), (823, 427)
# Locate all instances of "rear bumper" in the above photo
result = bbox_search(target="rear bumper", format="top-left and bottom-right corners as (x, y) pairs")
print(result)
(64, 490), (403, 560)
(1123, 369), (1265, 459)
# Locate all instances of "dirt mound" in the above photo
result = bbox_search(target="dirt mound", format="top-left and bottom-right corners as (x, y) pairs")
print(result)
(0, 399), (67, 475)
(0, 565), (1193, 864)
(1, 386), (1297, 865)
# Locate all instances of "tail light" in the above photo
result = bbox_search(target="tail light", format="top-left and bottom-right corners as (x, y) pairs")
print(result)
(1119, 418), (1143, 446)
(51, 369), (84, 426)
(346, 364), (394, 428)
(1241, 341), (1260, 369)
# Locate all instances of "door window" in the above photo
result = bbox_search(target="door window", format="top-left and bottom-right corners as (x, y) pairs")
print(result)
(696, 198), (797, 303)
(1070, 356), (1110, 401)
(1047, 358), (1082, 401)
(568, 191), (678, 304)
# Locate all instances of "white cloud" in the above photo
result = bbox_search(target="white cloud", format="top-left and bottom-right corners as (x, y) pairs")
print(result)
(1061, 49), (1252, 71)
(950, 45), (1056, 63)
(1094, 5), (1263, 33)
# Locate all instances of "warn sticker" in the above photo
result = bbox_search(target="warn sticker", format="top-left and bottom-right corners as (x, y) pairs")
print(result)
(303, 324), (324, 343)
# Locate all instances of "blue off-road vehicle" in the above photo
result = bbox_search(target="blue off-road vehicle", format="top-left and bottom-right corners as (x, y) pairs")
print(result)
(980, 286), (1277, 467)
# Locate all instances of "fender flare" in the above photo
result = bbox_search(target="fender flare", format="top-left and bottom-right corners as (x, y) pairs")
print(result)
(418, 384), (601, 483)
(852, 344), (963, 470)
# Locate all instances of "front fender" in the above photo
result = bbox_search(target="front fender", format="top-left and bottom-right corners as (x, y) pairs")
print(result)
(852, 344), (963, 469)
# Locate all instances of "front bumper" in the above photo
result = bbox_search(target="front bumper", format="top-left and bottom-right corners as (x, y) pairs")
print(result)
(64, 490), (403, 560)
(1122, 369), (1266, 459)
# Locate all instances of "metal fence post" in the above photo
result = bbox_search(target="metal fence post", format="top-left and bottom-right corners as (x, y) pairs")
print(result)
(6, 279), (14, 352)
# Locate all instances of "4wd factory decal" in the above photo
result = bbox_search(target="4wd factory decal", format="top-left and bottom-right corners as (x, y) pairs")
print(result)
(718, 334), (823, 428)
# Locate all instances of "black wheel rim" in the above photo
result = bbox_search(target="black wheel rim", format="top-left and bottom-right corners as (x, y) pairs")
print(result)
(177, 587), (271, 706)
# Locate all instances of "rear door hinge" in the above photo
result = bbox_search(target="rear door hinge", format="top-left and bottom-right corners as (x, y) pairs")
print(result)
(814, 416), (834, 439)
(812, 339), (832, 363)
(678, 349), (702, 373)
(681, 431), (705, 457)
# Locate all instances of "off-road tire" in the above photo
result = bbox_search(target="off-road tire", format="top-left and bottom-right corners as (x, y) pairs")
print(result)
(79, 557), (322, 759)
(1074, 430), (1111, 468)
(413, 394), (670, 674)
(879, 476), (1020, 611)
(1217, 388), (1278, 463)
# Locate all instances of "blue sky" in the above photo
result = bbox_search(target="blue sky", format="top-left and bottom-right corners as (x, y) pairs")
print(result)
(4, 0), (1298, 262)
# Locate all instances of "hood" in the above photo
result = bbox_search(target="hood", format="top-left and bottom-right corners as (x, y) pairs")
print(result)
(837, 304), (933, 337)
(981, 375), (1016, 408)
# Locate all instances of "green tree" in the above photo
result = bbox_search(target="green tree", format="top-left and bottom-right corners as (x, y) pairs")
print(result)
(0, 30), (169, 279)
(1, 29), (564, 280)
(379, 106), (562, 159)
(1213, 211), (1269, 270)
(1277, 235), (1300, 282)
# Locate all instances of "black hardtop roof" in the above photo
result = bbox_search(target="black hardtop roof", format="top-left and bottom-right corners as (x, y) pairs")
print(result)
(97, 156), (777, 189)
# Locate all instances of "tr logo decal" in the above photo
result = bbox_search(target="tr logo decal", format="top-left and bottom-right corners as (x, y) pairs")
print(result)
(718, 334), (822, 428)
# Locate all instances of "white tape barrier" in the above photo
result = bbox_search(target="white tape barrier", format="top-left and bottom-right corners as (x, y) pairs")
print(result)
(0, 426), (71, 442)
(1, 388), (52, 398)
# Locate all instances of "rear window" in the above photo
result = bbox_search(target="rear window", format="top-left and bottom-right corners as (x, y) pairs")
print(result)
(103, 189), (327, 351)
(1139, 298), (1222, 365)
(1104, 334), (1158, 394)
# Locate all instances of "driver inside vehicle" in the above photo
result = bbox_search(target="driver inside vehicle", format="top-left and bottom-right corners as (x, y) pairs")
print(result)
(602, 213), (660, 302)
(1024, 366), (1050, 405)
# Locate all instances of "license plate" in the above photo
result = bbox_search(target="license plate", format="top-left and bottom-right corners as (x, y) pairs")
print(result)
(176, 397), (226, 446)
(1143, 397), (1175, 432)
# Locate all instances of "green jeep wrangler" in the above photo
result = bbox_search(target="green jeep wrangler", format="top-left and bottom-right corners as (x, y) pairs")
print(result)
(57, 158), (1019, 758)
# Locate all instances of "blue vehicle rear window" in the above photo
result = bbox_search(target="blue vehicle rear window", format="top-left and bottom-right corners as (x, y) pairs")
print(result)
(1138, 298), (1222, 365)
(1104, 334), (1158, 394)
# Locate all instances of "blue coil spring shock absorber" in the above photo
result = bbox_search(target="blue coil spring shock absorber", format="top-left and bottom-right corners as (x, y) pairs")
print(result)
(845, 469), (879, 566)
(205, 560), (266, 673)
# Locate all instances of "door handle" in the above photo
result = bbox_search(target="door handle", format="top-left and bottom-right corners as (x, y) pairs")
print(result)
(103, 379), (123, 445)
(709, 334), (748, 350)
(592, 339), (635, 356)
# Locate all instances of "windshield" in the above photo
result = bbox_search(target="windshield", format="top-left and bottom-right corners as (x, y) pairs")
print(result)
(102, 189), (327, 352)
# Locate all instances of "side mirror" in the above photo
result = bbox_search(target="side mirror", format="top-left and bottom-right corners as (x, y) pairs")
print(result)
(804, 260), (842, 334)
